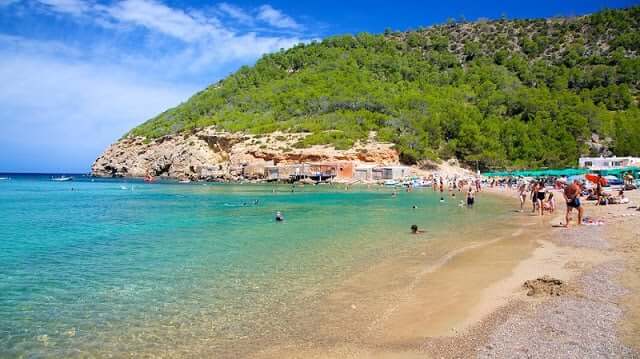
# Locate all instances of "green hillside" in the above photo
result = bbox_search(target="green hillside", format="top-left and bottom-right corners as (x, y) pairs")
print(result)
(129, 7), (640, 170)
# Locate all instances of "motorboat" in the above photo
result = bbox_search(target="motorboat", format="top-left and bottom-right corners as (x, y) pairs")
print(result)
(51, 176), (73, 182)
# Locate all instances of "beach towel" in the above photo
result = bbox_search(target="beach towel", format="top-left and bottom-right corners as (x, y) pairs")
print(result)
(582, 216), (605, 226)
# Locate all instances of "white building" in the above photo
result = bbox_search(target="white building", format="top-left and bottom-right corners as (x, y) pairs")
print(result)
(578, 156), (640, 170)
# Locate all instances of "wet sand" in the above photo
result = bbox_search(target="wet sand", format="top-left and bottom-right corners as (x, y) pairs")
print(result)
(253, 187), (640, 358)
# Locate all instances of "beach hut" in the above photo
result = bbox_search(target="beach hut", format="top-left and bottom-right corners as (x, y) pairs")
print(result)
(243, 160), (274, 179)
(307, 163), (338, 177)
(281, 164), (305, 180)
(265, 166), (280, 180)
(354, 164), (376, 181)
(335, 162), (354, 179)
(380, 166), (410, 180)
(264, 164), (305, 181)
(371, 167), (384, 180)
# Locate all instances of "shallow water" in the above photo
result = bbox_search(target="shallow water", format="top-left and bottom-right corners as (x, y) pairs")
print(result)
(0, 175), (513, 357)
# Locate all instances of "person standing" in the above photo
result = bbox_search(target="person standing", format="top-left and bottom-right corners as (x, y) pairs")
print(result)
(530, 181), (539, 213)
(536, 180), (546, 216)
(466, 187), (475, 207)
(595, 174), (603, 206)
(518, 182), (527, 212)
(563, 180), (584, 227)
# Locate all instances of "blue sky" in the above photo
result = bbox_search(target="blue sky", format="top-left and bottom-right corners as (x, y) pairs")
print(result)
(0, 0), (636, 172)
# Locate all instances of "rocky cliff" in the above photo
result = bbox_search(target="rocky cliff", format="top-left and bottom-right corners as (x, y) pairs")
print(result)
(91, 128), (399, 180)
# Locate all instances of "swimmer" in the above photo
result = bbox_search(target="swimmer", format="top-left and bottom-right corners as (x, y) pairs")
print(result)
(440, 197), (445, 203)
(412, 205), (418, 209)
(275, 211), (284, 222)
(410, 224), (425, 234)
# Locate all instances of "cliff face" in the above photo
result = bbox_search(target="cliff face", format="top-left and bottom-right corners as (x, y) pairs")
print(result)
(91, 128), (399, 180)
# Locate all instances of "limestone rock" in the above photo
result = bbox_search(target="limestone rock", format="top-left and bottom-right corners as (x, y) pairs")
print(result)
(91, 127), (400, 180)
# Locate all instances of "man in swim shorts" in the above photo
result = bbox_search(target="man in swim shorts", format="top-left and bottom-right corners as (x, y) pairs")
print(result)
(466, 187), (475, 207)
(563, 180), (583, 227)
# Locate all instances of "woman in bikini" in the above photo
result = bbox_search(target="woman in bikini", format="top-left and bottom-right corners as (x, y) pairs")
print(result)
(518, 182), (527, 212)
(536, 180), (546, 216)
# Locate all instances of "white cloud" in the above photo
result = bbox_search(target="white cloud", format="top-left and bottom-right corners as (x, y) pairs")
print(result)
(218, 2), (253, 25)
(29, 0), (309, 63)
(36, 0), (89, 16)
(98, 0), (224, 42)
(256, 4), (301, 30)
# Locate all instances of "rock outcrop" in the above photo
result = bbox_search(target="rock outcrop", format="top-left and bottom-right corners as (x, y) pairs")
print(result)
(91, 128), (400, 180)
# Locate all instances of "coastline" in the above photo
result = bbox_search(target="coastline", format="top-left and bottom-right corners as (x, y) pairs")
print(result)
(252, 187), (640, 358)
(431, 187), (640, 358)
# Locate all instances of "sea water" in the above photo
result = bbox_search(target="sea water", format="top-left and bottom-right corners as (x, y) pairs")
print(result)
(0, 174), (511, 357)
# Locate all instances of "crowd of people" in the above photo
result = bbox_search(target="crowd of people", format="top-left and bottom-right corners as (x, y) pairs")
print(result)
(493, 172), (637, 227)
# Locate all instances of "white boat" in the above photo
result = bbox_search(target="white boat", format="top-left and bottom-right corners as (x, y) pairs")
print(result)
(383, 179), (399, 186)
(0, 177), (9, 180)
(178, 179), (191, 184)
(51, 176), (73, 182)
(416, 180), (432, 187)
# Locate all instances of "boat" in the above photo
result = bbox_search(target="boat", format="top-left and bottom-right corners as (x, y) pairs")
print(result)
(178, 179), (191, 184)
(383, 179), (399, 186)
(0, 177), (9, 180)
(51, 176), (73, 182)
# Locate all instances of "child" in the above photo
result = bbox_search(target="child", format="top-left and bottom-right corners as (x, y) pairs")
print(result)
(543, 192), (555, 213)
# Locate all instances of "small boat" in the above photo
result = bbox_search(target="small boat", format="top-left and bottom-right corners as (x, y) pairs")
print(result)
(0, 177), (9, 180)
(51, 176), (73, 182)
(178, 179), (191, 184)
(383, 179), (399, 186)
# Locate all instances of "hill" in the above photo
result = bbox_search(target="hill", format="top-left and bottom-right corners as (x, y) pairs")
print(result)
(122, 7), (640, 171)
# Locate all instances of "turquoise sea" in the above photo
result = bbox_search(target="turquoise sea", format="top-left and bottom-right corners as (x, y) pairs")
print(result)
(0, 174), (511, 357)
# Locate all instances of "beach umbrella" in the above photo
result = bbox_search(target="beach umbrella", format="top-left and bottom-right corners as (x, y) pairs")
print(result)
(585, 173), (607, 186)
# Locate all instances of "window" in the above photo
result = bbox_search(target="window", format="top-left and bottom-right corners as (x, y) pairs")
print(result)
(584, 161), (593, 167)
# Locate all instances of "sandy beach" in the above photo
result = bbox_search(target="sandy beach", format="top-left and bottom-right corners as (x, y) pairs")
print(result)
(253, 187), (640, 358)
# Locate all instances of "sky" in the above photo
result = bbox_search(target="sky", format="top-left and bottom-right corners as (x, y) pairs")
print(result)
(0, 0), (637, 172)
